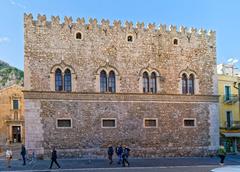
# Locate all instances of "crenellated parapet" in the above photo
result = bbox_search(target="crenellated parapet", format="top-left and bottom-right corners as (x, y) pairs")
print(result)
(24, 13), (216, 40)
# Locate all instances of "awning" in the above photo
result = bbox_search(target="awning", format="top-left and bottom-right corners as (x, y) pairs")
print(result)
(223, 133), (240, 137)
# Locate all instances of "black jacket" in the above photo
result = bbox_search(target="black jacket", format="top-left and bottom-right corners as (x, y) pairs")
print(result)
(122, 147), (130, 158)
(108, 146), (114, 155)
(21, 146), (26, 156)
(51, 150), (57, 160)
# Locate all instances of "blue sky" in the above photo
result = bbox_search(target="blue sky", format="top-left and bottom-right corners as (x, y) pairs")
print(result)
(0, 0), (240, 70)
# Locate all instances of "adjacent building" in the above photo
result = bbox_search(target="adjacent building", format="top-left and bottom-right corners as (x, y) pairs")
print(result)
(24, 13), (219, 158)
(218, 64), (240, 153)
(0, 84), (25, 146)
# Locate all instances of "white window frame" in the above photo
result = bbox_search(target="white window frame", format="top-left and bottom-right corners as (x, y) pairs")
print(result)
(101, 118), (117, 128)
(183, 118), (196, 128)
(143, 118), (158, 128)
(56, 118), (72, 129)
(12, 99), (20, 110)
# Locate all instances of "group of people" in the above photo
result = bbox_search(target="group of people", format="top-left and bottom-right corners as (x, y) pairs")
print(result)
(107, 144), (130, 167)
(4, 143), (227, 169)
(5, 145), (59, 169)
(5, 144), (27, 168)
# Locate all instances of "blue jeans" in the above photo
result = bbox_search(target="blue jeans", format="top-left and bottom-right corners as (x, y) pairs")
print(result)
(118, 154), (122, 164)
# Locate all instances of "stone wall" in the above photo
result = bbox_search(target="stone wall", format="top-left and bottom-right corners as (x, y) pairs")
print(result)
(24, 91), (219, 157)
(24, 14), (216, 95)
(24, 13), (219, 157)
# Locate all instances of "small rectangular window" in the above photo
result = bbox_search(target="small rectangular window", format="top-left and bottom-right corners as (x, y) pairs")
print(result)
(101, 118), (116, 128)
(57, 119), (72, 128)
(183, 119), (196, 127)
(144, 118), (158, 128)
(13, 100), (19, 110)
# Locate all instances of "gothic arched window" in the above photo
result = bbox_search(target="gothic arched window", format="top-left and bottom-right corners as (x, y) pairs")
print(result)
(108, 71), (116, 93)
(150, 72), (157, 93)
(64, 69), (72, 92)
(100, 70), (107, 93)
(143, 72), (149, 93)
(55, 68), (63, 91)
(182, 73), (188, 94)
(188, 74), (195, 95)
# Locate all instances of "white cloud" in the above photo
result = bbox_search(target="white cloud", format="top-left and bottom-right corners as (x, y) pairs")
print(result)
(0, 37), (10, 44)
(9, 0), (26, 9)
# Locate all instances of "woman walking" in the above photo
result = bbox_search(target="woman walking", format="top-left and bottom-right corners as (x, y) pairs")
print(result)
(6, 148), (13, 168)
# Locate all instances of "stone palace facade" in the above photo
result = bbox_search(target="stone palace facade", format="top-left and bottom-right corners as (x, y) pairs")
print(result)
(24, 13), (219, 158)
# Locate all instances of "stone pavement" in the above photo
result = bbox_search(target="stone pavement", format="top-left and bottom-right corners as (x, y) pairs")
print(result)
(0, 155), (240, 171)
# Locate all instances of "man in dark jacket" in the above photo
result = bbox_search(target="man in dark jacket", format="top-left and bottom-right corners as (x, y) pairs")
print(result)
(107, 145), (114, 164)
(49, 147), (61, 169)
(122, 145), (130, 167)
(20, 144), (26, 165)
(115, 144), (123, 164)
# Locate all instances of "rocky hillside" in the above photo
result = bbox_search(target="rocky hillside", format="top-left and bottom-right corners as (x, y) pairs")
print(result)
(0, 60), (23, 89)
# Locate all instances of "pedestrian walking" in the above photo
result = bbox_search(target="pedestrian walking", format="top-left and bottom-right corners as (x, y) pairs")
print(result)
(115, 144), (123, 164)
(29, 150), (36, 164)
(107, 145), (114, 165)
(49, 147), (61, 169)
(217, 145), (226, 166)
(21, 144), (26, 165)
(122, 145), (130, 167)
(6, 148), (13, 168)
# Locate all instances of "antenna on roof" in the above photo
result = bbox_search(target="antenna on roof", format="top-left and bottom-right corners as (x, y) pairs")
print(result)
(225, 57), (239, 76)
(227, 57), (238, 65)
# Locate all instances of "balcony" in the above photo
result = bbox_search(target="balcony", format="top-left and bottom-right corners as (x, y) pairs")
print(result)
(223, 121), (240, 130)
(223, 94), (239, 104)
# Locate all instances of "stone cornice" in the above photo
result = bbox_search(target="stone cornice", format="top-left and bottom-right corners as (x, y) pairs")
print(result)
(5, 120), (24, 124)
(23, 91), (219, 103)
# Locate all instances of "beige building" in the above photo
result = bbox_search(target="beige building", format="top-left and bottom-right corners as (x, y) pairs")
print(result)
(0, 85), (25, 146)
(217, 64), (240, 153)
(24, 13), (219, 158)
